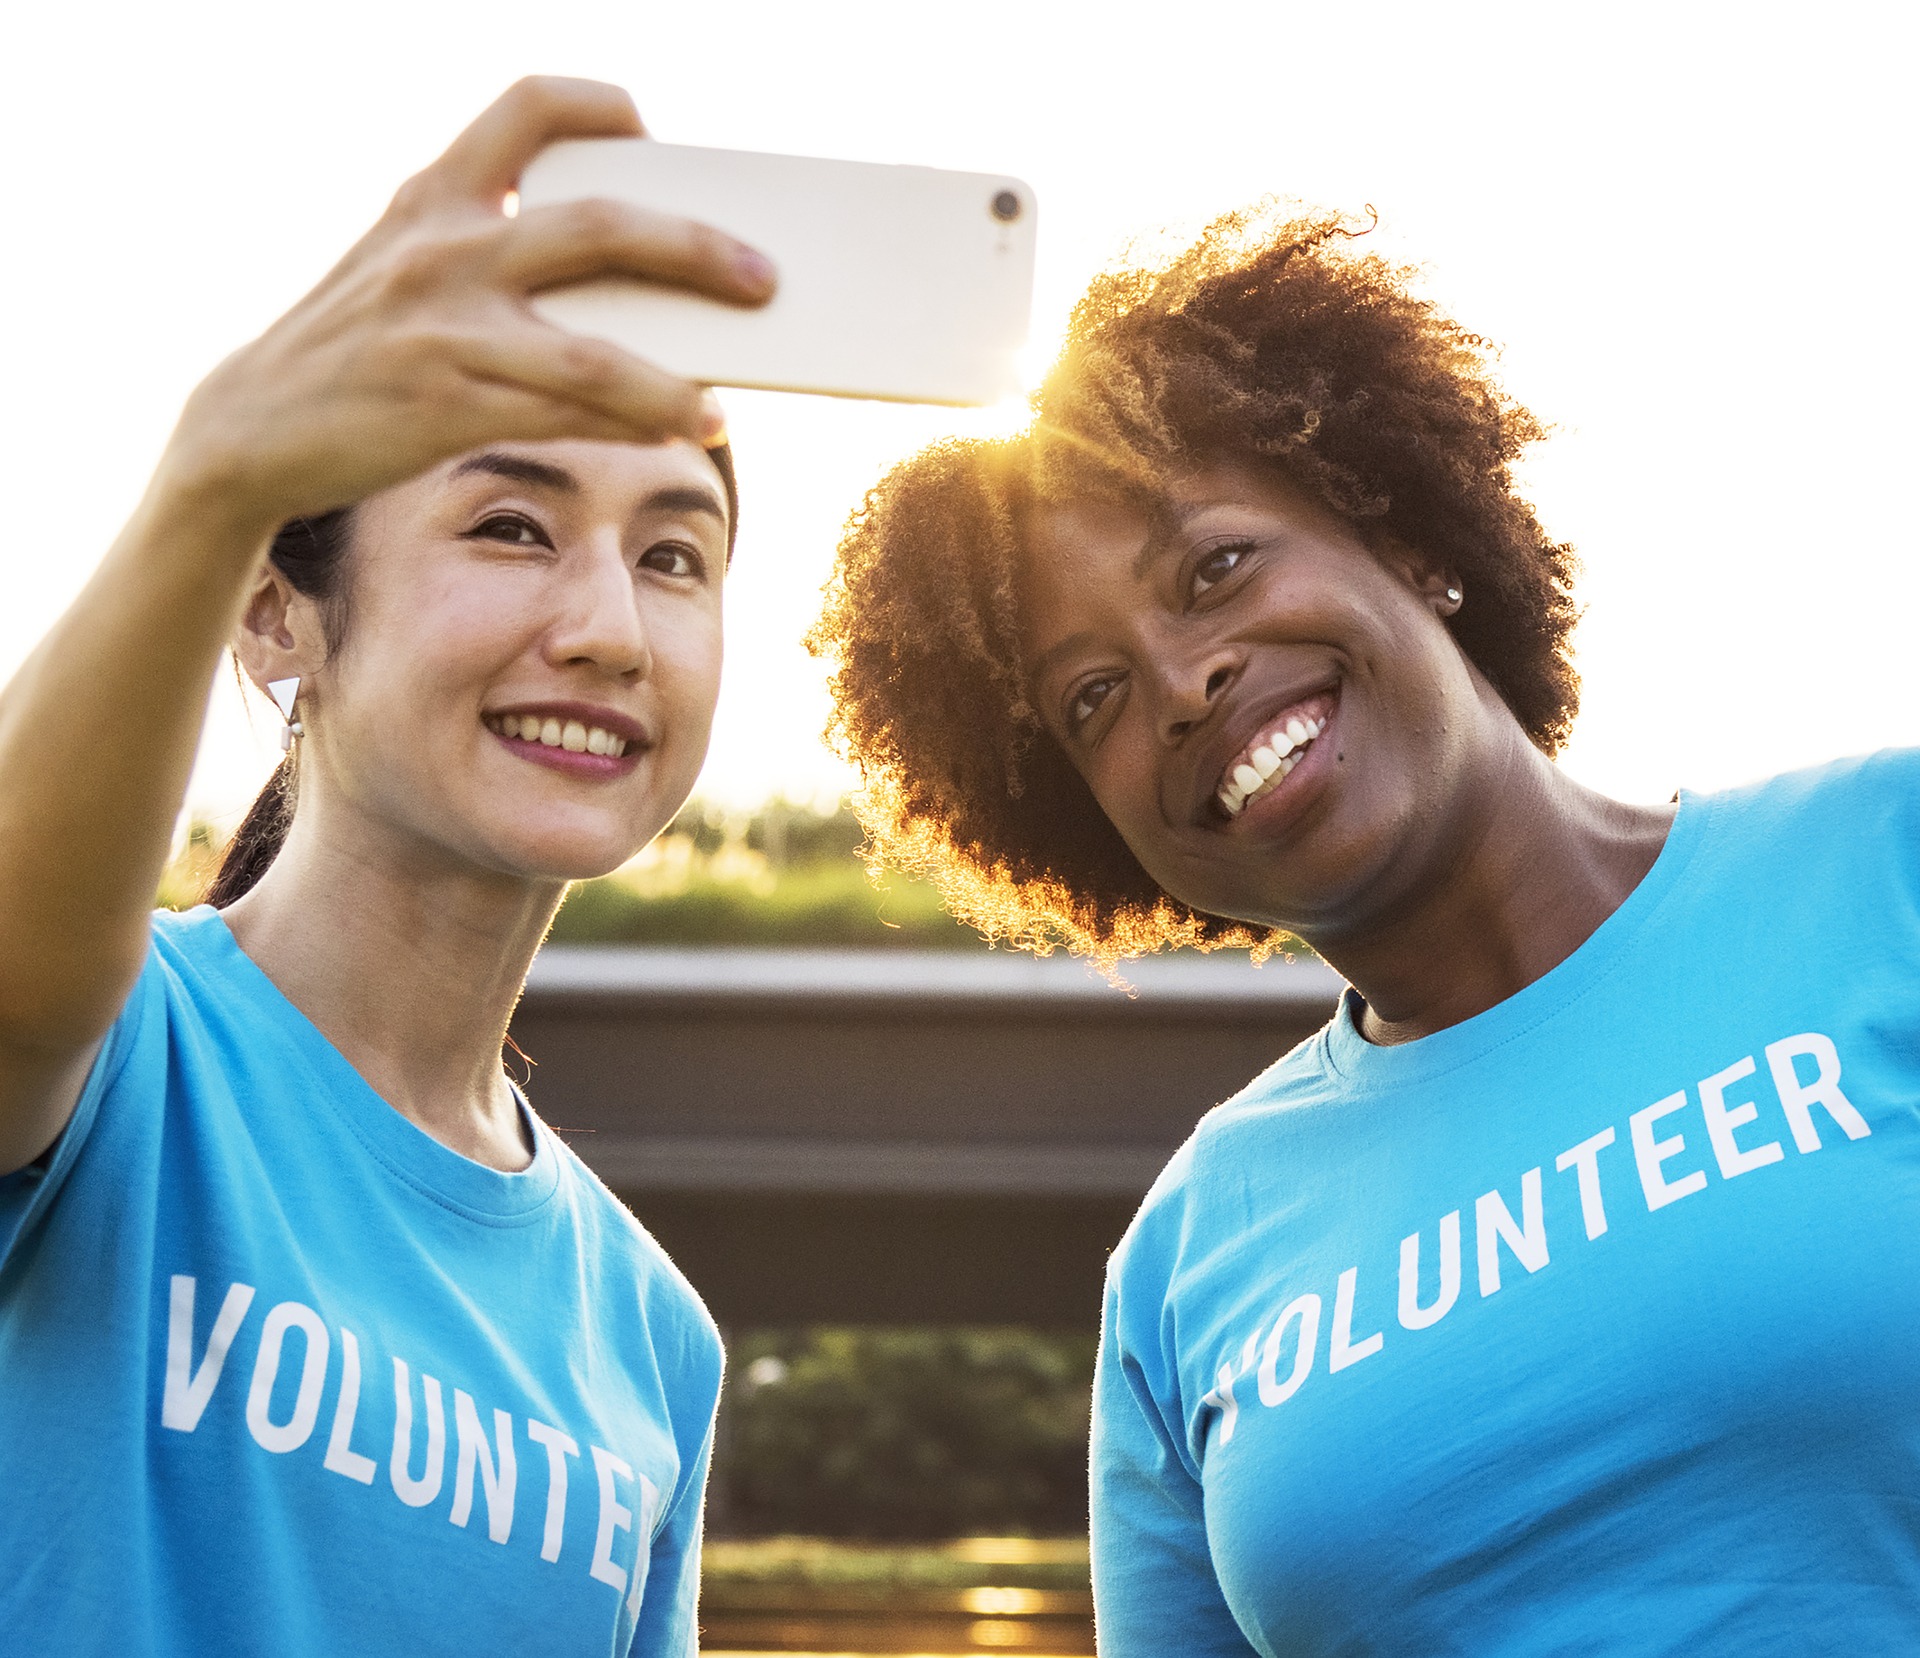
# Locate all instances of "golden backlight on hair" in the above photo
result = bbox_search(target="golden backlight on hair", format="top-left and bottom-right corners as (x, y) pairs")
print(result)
(811, 204), (1578, 965)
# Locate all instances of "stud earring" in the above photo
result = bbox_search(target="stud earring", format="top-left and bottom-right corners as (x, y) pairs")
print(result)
(267, 677), (304, 752)
(1445, 586), (1463, 606)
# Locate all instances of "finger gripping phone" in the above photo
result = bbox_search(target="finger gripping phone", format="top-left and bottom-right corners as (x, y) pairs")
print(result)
(517, 140), (1038, 407)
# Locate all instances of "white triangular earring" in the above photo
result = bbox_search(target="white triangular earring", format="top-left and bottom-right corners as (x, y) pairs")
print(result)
(267, 677), (305, 752)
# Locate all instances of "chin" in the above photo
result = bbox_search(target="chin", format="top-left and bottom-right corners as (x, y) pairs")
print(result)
(472, 817), (661, 885)
(1157, 841), (1384, 939)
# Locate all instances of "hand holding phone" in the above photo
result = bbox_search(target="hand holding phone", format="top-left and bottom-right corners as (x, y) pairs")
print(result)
(518, 140), (1039, 407)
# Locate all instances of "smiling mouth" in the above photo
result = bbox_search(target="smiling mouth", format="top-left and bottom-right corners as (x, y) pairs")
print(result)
(485, 712), (633, 758)
(1213, 691), (1338, 819)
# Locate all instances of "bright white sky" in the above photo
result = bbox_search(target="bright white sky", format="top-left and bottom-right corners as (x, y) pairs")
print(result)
(4, 0), (1915, 831)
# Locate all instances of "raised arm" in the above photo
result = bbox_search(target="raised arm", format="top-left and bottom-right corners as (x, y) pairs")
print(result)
(0, 77), (773, 1173)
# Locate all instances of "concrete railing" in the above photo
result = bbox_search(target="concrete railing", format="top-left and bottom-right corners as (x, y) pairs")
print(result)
(510, 948), (1341, 1328)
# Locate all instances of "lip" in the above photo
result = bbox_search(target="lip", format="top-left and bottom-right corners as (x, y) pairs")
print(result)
(1191, 680), (1341, 830)
(483, 700), (652, 781)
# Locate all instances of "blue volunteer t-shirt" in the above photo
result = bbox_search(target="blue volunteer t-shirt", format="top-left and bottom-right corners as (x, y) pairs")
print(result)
(0, 906), (721, 1656)
(1092, 751), (1920, 1656)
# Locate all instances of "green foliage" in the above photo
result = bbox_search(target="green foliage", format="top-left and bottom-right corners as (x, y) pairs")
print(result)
(548, 798), (984, 950)
(158, 798), (985, 948)
(716, 1327), (1096, 1540)
(549, 855), (979, 949)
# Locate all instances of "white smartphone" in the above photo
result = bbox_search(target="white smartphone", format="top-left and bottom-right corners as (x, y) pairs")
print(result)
(517, 140), (1038, 407)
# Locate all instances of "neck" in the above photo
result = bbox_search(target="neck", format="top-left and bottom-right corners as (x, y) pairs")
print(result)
(221, 802), (566, 1172)
(1299, 729), (1674, 1047)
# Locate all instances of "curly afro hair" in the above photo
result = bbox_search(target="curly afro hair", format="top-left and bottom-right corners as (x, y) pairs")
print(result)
(809, 205), (1580, 964)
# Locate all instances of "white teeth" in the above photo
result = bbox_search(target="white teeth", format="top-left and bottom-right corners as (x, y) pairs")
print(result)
(1217, 709), (1329, 819)
(492, 714), (632, 757)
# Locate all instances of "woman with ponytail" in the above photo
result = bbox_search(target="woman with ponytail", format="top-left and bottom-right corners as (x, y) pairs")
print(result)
(0, 79), (769, 1655)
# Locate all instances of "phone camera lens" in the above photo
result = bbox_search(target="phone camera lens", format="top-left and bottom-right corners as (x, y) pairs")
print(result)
(991, 190), (1022, 223)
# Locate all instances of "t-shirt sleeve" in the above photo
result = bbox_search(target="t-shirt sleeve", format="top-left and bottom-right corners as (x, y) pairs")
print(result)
(0, 932), (161, 1267)
(1091, 1260), (1260, 1658)
(627, 1331), (722, 1657)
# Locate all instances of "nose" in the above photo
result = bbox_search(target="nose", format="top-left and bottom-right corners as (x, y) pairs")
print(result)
(546, 535), (652, 681)
(1159, 649), (1240, 745)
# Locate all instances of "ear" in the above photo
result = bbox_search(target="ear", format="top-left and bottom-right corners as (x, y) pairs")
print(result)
(1370, 531), (1463, 618)
(1416, 566), (1464, 619)
(233, 565), (328, 699)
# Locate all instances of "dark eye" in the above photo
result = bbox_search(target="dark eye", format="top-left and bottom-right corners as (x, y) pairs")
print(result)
(469, 513), (551, 548)
(1068, 675), (1121, 731)
(1190, 540), (1254, 600)
(641, 541), (705, 580)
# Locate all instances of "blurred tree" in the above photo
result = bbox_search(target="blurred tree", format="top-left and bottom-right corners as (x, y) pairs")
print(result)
(716, 1327), (1096, 1539)
(546, 798), (981, 949)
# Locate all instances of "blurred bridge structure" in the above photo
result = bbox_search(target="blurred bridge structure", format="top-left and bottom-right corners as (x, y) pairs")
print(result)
(510, 948), (1342, 1332)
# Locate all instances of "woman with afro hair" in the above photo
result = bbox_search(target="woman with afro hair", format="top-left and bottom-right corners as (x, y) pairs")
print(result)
(812, 207), (1920, 1653)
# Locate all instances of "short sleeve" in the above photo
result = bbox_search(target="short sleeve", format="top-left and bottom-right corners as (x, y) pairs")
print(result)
(1090, 1266), (1260, 1658)
(627, 1393), (717, 1657)
(0, 932), (161, 1267)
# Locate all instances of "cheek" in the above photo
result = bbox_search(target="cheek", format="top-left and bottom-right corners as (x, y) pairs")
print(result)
(396, 617), (523, 737)
(333, 584), (534, 767)
(1083, 727), (1173, 860)
(1356, 622), (1476, 768)
(357, 552), (529, 685)
(649, 604), (725, 733)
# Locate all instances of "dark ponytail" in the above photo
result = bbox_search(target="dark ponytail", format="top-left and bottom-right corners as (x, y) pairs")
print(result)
(204, 438), (738, 909)
(206, 508), (356, 908)
(204, 761), (296, 908)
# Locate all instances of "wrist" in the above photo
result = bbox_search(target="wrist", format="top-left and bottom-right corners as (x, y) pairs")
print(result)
(146, 353), (327, 554)
(137, 438), (288, 563)
(114, 459), (282, 593)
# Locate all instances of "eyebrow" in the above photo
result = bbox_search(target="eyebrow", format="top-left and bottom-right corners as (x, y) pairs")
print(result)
(451, 451), (579, 492)
(1032, 630), (1100, 688)
(451, 453), (728, 530)
(644, 485), (729, 526)
(1130, 502), (1198, 580)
